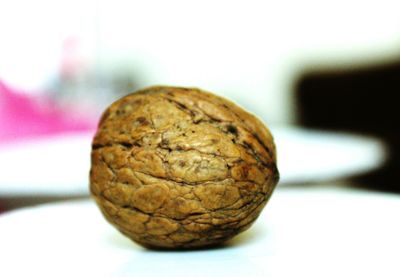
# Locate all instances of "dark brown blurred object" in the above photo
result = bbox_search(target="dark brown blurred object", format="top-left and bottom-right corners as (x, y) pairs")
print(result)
(0, 195), (88, 213)
(295, 61), (400, 192)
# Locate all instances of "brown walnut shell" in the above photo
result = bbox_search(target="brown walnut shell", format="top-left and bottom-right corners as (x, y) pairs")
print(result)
(90, 86), (279, 249)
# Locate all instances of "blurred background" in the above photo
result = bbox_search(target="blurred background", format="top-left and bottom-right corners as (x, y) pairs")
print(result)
(1, 0), (400, 212)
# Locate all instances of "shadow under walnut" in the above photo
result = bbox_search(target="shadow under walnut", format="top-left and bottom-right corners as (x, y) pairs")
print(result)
(90, 86), (279, 249)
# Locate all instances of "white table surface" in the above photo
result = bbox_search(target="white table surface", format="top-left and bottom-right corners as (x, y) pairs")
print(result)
(0, 127), (387, 197)
(1, 185), (399, 277)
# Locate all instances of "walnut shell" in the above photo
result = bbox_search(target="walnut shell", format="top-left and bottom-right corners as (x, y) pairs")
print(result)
(90, 86), (279, 249)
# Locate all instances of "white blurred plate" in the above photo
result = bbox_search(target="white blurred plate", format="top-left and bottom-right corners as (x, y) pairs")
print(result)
(0, 187), (399, 276)
(0, 133), (93, 196)
(272, 126), (387, 184)
(0, 127), (387, 196)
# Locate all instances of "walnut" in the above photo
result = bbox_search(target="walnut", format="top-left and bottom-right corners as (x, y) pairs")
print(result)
(90, 86), (279, 249)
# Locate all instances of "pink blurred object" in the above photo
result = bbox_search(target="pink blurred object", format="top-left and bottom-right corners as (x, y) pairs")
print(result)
(0, 80), (96, 144)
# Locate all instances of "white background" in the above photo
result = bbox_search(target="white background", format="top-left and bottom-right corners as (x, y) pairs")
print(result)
(1, 0), (400, 123)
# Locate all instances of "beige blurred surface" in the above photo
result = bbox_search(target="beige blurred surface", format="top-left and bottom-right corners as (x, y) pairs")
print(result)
(1, 182), (399, 276)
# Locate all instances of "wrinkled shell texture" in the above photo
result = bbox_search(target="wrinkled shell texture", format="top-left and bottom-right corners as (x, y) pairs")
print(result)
(90, 86), (279, 249)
